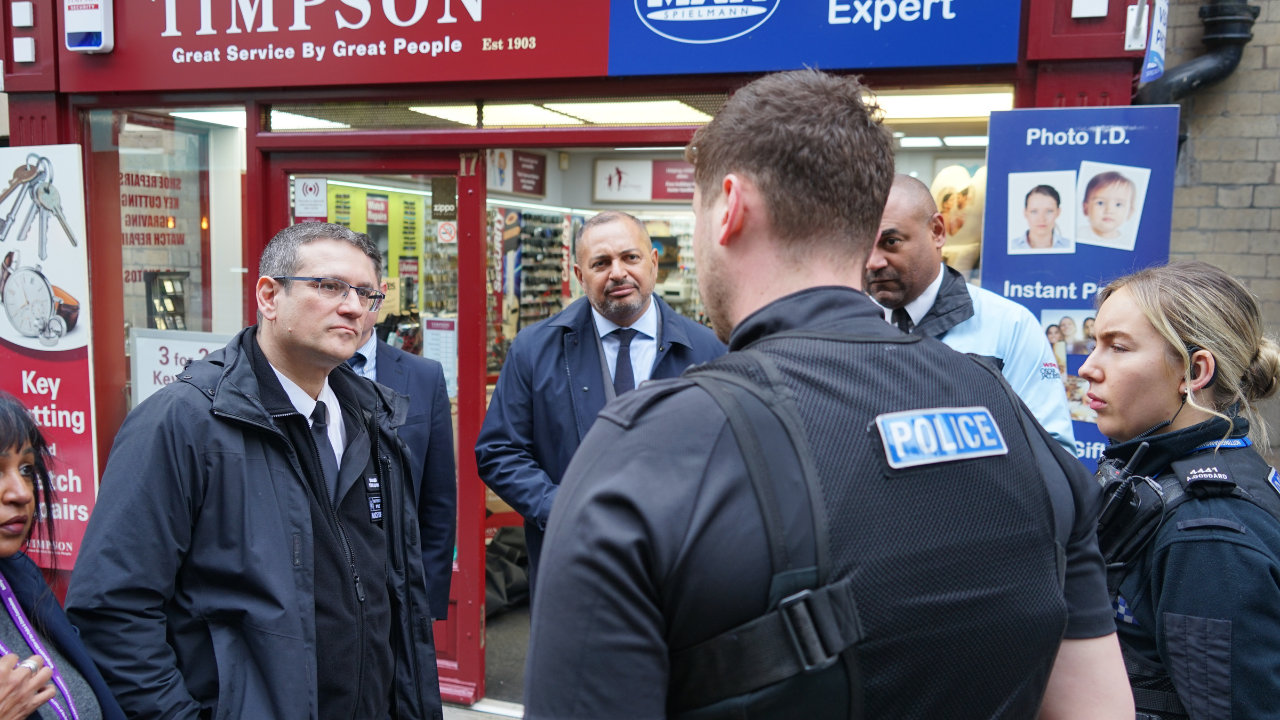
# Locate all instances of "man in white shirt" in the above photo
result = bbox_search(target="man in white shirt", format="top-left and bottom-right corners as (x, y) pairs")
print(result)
(476, 211), (725, 593)
(865, 175), (1076, 454)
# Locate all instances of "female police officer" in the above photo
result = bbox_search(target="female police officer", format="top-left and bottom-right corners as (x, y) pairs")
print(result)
(1080, 260), (1280, 719)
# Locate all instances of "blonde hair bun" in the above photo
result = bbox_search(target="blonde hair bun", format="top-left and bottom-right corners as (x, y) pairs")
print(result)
(1244, 337), (1280, 402)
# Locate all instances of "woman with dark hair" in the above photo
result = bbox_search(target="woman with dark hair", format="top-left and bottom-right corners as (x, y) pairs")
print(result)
(0, 391), (124, 720)
(1010, 184), (1072, 252)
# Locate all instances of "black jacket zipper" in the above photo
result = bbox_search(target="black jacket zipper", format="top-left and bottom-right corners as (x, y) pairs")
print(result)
(279, 410), (369, 720)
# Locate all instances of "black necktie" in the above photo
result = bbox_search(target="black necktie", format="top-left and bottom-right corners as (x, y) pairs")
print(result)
(613, 328), (639, 397)
(892, 307), (914, 335)
(347, 354), (366, 371)
(310, 403), (339, 503)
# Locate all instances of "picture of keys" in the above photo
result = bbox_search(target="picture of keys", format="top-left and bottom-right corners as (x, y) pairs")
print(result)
(0, 161), (42, 238)
(0, 155), (75, 259)
(34, 182), (77, 260)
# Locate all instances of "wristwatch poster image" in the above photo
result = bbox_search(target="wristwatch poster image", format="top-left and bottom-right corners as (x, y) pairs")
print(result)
(0, 148), (90, 353)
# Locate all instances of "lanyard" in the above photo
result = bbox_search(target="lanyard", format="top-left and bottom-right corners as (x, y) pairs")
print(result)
(1187, 437), (1252, 455)
(0, 572), (79, 720)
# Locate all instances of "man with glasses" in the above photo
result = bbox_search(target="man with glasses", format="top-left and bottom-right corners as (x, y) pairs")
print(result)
(67, 223), (444, 720)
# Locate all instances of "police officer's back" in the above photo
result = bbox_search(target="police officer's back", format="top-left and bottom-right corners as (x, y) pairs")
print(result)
(525, 70), (1134, 720)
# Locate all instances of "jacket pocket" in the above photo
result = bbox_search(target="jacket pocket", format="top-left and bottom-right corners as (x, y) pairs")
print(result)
(210, 622), (312, 720)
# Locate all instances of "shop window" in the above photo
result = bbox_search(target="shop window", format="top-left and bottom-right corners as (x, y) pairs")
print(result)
(86, 109), (245, 407)
(483, 147), (712, 375)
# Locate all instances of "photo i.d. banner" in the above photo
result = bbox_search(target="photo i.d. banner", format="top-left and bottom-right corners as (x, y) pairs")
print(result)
(981, 106), (1179, 469)
(0, 145), (98, 568)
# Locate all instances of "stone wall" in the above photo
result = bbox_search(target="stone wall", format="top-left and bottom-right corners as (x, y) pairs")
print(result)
(1164, 0), (1280, 446)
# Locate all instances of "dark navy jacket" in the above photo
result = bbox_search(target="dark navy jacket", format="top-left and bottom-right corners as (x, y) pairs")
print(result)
(376, 341), (457, 619)
(1106, 418), (1280, 719)
(476, 296), (724, 576)
(0, 553), (126, 720)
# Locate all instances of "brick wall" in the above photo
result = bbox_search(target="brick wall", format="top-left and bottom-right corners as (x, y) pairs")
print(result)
(1164, 0), (1280, 446)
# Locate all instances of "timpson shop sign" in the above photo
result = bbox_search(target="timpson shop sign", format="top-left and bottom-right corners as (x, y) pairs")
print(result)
(55, 0), (611, 92)
(55, 0), (1022, 92)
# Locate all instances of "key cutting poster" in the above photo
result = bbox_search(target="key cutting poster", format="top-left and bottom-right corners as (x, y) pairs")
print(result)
(0, 145), (98, 569)
(981, 106), (1179, 469)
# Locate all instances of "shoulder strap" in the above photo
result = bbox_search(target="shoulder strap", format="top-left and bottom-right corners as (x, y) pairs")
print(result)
(669, 354), (863, 715)
(1168, 448), (1280, 526)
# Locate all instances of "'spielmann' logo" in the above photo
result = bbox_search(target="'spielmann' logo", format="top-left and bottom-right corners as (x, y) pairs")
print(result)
(636, 0), (781, 44)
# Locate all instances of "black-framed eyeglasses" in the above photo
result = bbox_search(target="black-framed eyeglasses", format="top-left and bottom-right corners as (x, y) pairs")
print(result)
(273, 276), (385, 311)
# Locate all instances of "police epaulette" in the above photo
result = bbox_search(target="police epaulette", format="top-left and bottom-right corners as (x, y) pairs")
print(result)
(1171, 454), (1237, 499)
(598, 378), (697, 429)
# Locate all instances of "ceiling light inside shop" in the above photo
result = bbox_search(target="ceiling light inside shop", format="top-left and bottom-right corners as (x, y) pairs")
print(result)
(484, 104), (584, 127)
(271, 111), (350, 130)
(410, 105), (585, 127)
(900, 137), (943, 148)
(170, 110), (247, 128)
(544, 101), (712, 125)
(943, 136), (989, 147)
(874, 92), (1012, 120)
(168, 109), (350, 130)
(409, 106), (478, 125)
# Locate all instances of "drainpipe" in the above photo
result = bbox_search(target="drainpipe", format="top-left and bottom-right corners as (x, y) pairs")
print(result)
(1135, 0), (1260, 105)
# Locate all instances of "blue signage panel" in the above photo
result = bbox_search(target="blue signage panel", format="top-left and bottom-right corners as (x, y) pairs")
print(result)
(608, 0), (1022, 77)
(981, 106), (1179, 469)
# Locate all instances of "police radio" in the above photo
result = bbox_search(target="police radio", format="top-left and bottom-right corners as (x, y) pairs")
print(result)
(1096, 442), (1167, 585)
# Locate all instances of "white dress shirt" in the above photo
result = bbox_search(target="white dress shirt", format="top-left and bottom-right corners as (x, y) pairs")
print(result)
(350, 333), (378, 382)
(876, 262), (945, 328)
(592, 299), (660, 386)
(272, 366), (347, 468)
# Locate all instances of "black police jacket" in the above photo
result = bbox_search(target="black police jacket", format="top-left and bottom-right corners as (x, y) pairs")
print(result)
(525, 287), (1115, 720)
(1105, 417), (1280, 719)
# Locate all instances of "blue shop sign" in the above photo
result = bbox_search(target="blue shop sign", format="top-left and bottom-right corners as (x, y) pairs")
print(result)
(608, 0), (1023, 77)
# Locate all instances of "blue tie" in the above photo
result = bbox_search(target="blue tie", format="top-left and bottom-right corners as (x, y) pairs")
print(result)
(347, 354), (366, 371)
(613, 328), (639, 397)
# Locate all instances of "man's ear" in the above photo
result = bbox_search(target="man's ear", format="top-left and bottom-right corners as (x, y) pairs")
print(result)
(573, 263), (583, 285)
(928, 212), (947, 250)
(256, 276), (280, 321)
(719, 173), (749, 247)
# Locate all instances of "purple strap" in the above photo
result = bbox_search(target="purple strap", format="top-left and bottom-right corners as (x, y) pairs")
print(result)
(0, 572), (78, 720)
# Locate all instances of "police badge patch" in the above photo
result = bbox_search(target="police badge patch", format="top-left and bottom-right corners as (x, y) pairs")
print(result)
(875, 407), (1009, 469)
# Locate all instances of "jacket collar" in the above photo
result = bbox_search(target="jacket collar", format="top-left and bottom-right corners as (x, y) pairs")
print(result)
(728, 286), (898, 351)
(550, 296), (693, 349)
(912, 265), (974, 339)
(1103, 415), (1249, 478)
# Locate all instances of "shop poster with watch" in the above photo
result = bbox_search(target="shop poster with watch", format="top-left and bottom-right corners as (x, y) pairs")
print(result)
(0, 145), (98, 570)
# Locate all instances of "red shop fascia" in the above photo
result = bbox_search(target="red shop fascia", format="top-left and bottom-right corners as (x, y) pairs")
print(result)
(1, 0), (1147, 705)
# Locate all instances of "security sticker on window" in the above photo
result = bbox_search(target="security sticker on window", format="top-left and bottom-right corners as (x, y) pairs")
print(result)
(876, 407), (1008, 469)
